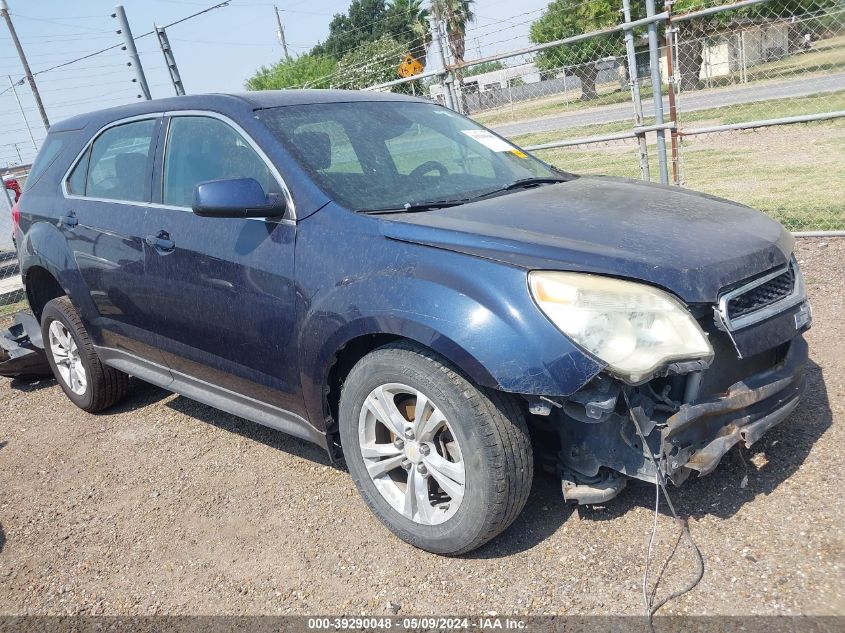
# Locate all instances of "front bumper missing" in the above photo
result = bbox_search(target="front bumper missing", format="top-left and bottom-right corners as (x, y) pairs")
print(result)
(555, 335), (808, 504)
(660, 335), (807, 485)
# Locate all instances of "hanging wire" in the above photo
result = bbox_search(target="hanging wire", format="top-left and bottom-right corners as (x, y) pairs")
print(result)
(624, 391), (705, 631)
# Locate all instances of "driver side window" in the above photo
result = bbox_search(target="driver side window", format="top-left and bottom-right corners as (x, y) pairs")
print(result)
(162, 116), (276, 207)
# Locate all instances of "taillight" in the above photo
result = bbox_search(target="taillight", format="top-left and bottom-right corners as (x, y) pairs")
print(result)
(11, 202), (20, 232)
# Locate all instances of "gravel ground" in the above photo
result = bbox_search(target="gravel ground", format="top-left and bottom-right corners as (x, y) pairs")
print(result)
(0, 238), (842, 617)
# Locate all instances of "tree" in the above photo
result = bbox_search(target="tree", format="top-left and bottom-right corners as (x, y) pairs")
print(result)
(529, 0), (635, 101)
(383, 0), (431, 68)
(431, 0), (475, 65)
(310, 0), (390, 60)
(333, 35), (411, 90)
(246, 54), (337, 90)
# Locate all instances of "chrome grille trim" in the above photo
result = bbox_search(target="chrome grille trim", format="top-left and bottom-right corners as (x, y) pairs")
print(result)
(717, 257), (805, 331)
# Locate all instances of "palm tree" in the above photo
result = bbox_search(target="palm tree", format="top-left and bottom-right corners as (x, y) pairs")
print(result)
(431, 0), (475, 66)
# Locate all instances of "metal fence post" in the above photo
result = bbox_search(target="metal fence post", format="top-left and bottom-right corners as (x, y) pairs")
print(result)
(113, 5), (151, 100)
(622, 0), (651, 182)
(645, 0), (669, 184)
(429, 15), (455, 111)
(508, 78), (515, 121)
(664, 0), (681, 185)
(154, 24), (186, 96)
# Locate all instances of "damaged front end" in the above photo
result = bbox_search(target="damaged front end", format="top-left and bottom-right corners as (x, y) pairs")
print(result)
(537, 259), (812, 505)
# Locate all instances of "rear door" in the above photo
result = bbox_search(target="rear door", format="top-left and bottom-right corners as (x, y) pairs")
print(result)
(143, 112), (301, 413)
(62, 115), (165, 359)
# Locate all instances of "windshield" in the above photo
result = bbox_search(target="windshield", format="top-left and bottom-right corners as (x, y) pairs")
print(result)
(257, 101), (563, 211)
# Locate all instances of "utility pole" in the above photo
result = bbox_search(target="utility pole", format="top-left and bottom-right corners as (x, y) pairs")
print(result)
(154, 24), (185, 96)
(8, 76), (37, 151)
(113, 5), (151, 100)
(274, 6), (291, 62)
(0, 0), (50, 130)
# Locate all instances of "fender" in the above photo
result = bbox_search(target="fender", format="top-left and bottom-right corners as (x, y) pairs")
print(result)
(18, 220), (99, 327)
(295, 206), (604, 427)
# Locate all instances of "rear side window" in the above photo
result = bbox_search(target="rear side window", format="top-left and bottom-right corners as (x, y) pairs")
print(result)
(83, 119), (157, 202)
(24, 132), (70, 191)
(162, 116), (276, 207)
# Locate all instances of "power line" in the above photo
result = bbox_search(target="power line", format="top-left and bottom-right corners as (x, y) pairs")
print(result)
(13, 1), (232, 80)
(10, 12), (112, 32)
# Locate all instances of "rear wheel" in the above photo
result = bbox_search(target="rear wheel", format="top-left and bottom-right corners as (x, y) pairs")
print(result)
(339, 342), (533, 555)
(41, 296), (128, 412)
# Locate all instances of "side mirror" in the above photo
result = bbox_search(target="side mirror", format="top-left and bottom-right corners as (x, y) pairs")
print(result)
(192, 178), (286, 219)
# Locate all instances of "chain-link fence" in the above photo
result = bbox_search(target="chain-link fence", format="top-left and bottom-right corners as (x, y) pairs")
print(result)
(667, 1), (845, 231)
(1, 171), (26, 317)
(363, 0), (844, 233)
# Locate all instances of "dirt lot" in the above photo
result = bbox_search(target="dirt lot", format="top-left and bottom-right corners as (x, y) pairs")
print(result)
(0, 239), (842, 617)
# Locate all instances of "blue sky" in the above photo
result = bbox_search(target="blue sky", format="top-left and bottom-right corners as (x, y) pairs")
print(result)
(0, 0), (551, 166)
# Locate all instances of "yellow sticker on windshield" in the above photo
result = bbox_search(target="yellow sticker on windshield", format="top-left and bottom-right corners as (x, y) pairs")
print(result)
(511, 149), (528, 159)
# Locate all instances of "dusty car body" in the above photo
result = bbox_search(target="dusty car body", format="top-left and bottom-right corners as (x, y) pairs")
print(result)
(8, 91), (810, 553)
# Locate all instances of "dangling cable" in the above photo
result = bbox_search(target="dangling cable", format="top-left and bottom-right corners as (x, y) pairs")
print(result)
(624, 391), (705, 630)
(642, 474), (660, 616)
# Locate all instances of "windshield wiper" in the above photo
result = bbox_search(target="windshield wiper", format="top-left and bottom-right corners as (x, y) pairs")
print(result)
(502, 177), (569, 191)
(363, 178), (568, 214)
(364, 199), (468, 214)
(469, 177), (568, 202)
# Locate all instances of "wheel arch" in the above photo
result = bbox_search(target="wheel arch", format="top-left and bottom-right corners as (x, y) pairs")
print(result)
(19, 221), (91, 322)
(308, 320), (503, 460)
(24, 265), (67, 321)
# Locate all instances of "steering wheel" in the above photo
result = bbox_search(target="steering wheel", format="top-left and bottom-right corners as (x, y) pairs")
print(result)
(409, 161), (449, 178)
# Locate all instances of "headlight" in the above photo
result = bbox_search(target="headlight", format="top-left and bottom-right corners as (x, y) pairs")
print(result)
(529, 271), (713, 383)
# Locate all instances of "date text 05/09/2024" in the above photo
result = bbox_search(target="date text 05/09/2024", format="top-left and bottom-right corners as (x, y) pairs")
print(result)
(306, 616), (528, 630)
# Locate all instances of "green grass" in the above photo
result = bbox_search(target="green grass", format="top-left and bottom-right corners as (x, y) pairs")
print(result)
(522, 118), (845, 231)
(0, 298), (27, 321)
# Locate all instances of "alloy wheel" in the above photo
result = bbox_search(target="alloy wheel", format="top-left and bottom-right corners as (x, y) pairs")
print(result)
(48, 320), (87, 395)
(358, 383), (465, 525)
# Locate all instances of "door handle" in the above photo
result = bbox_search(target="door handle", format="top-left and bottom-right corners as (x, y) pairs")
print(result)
(59, 212), (78, 228)
(145, 231), (175, 253)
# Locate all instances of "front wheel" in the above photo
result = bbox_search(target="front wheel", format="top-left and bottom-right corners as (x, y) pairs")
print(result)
(41, 296), (129, 413)
(339, 342), (533, 555)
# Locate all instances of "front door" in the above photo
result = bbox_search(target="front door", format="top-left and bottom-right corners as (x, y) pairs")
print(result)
(143, 114), (302, 414)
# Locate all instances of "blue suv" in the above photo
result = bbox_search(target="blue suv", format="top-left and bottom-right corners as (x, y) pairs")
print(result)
(12, 91), (810, 554)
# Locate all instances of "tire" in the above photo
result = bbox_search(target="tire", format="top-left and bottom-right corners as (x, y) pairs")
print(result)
(41, 296), (128, 412)
(339, 341), (533, 555)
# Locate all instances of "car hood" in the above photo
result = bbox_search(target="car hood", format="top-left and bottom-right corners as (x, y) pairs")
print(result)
(380, 176), (793, 304)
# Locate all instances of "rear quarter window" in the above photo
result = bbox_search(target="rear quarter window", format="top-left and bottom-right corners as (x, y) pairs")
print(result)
(23, 131), (74, 191)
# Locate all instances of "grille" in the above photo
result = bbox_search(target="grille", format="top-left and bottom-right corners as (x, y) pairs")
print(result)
(727, 266), (795, 320)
